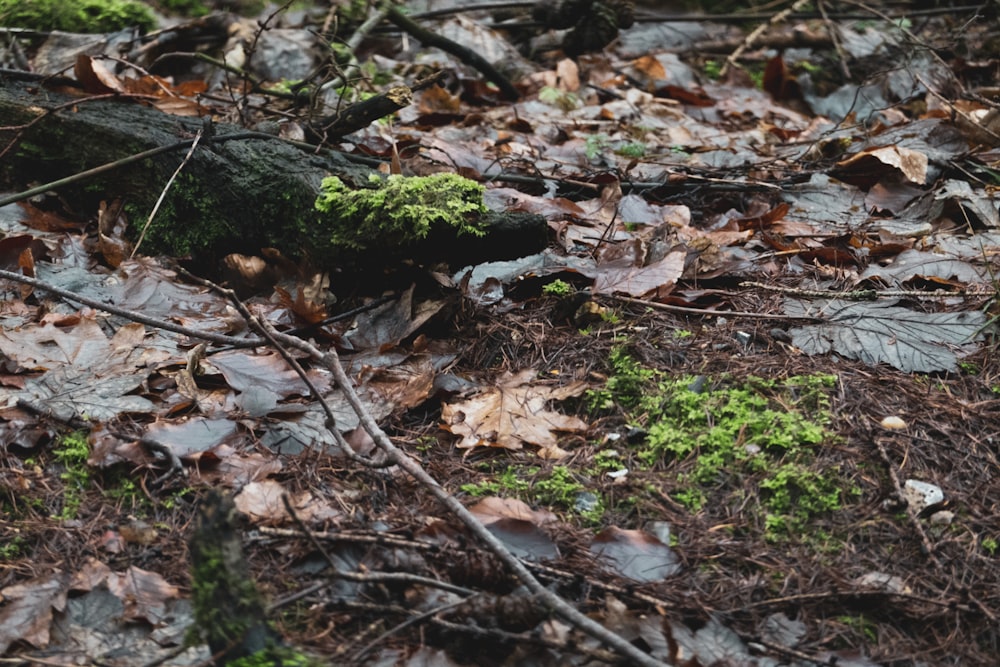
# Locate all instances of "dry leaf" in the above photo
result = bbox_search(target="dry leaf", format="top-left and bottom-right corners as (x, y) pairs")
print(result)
(442, 369), (589, 451)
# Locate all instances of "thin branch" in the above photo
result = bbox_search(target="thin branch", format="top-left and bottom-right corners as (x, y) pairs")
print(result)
(280, 494), (474, 597)
(0, 131), (275, 210)
(131, 127), (204, 258)
(383, 0), (519, 101)
(178, 271), (391, 467)
(0, 268), (266, 347)
(349, 595), (474, 664)
(721, 0), (813, 77)
(263, 324), (667, 667)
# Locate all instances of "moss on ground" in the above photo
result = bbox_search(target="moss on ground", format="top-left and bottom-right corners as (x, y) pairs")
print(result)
(0, 0), (155, 33)
(587, 348), (860, 543)
(462, 464), (606, 524)
(53, 430), (90, 520)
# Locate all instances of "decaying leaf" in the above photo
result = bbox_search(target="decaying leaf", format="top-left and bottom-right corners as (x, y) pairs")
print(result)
(785, 298), (987, 373)
(441, 369), (589, 454)
(590, 526), (680, 582)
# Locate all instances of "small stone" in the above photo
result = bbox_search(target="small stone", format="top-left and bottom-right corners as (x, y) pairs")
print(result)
(929, 510), (955, 525)
(880, 415), (907, 429)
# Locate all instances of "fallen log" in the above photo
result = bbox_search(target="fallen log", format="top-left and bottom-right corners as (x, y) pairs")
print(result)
(0, 78), (546, 268)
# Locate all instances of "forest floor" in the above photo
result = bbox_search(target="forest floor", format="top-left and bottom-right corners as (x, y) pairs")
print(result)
(1, 1), (999, 665)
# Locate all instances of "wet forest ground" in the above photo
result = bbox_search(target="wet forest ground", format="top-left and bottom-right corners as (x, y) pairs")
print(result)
(1, 1), (999, 666)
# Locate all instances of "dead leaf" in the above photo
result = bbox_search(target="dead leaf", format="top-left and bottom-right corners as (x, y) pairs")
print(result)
(0, 572), (69, 652)
(835, 145), (928, 188)
(590, 526), (680, 582)
(442, 369), (589, 452)
(74, 54), (124, 94)
(234, 479), (342, 525)
(469, 497), (557, 525)
(785, 298), (987, 373)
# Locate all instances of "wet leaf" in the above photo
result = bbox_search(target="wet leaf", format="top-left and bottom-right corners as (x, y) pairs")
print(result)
(785, 298), (987, 372)
(0, 572), (69, 652)
(469, 497), (559, 560)
(209, 350), (329, 399)
(669, 617), (751, 666)
(860, 248), (985, 285)
(590, 526), (680, 582)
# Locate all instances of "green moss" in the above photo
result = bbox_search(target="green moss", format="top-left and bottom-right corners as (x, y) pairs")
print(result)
(615, 142), (647, 158)
(311, 173), (487, 253)
(461, 466), (533, 497)
(53, 430), (91, 520)
(189, 543), (267, 646)
(0, 535), (27, 560)
(983, 537), (998, 556)
(0, 0), (156, 33)
(228, 645), (318, 667)
(588, 349), (857, 544)
(154, 0), (210, 17)
(542, 279), (572, 296)
(461, 464), (604, 523)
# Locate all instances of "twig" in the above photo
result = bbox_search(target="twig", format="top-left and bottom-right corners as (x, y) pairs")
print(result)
(0, 131), (275, 209)
(0, 92), (117, 160)
(131, 127), (204, 258)
(262, 324), (667, 667)
(721, 0), (812, 78)
(816, 0), (850, 79)
(610, 294), (824, 321)
(741, 281), (995, 300)
(349, 595), (475, 664)
(383, 0), (519, 101)
(280, 494), (474, 598)
(0, 268), (266, 347)
(177, 271), (392, 467)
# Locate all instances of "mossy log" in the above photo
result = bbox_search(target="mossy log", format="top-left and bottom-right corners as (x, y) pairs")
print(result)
(0, 78), (370, 260)
(190, 491), (277, 663)
(0, 79), (547, 267)
(190, 491), (318, 667)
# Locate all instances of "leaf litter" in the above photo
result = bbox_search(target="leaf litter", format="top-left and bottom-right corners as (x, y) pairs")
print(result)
(1, 2), (1000, 666)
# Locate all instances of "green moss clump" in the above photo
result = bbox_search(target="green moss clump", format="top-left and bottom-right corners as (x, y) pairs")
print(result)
(311, 173), (487, 254)
(588, 351), (859, 544)
(0, 0), (156, 33)
(154, 0), (211, 18)
(228, 645), (319, 667)
(53, 430), (91, 520)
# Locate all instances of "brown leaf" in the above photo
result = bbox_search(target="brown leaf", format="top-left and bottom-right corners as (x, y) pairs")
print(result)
(74, 54), (124, 94)
(593, 248), (686, 298)
(107, 566), (179, 624)
(234, 479), (342, 525)
(835, 145), (929, 188)
(442, 369), (589, 452)
(469, 496), (557, 525)
(0, 572), (69, 652)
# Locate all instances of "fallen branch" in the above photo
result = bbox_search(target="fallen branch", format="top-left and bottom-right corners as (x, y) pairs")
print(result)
(383, 0), (519, 101)
(261, 322), (667, 666)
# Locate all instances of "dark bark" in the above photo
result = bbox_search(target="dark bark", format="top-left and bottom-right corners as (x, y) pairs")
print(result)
(189, 491), (280, 664)
(0, 78), (547, 267)
(0, 78), (372, 259)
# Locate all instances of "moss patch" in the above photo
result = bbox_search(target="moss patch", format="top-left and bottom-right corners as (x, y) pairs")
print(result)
(0, 0), (155, 33)
(588, 349), (860, 543)
(53, 430), (90, 520)
(310, 173), (487, 254)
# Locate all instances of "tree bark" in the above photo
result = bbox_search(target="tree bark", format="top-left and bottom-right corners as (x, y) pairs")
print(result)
(0, 79), (546, 267)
